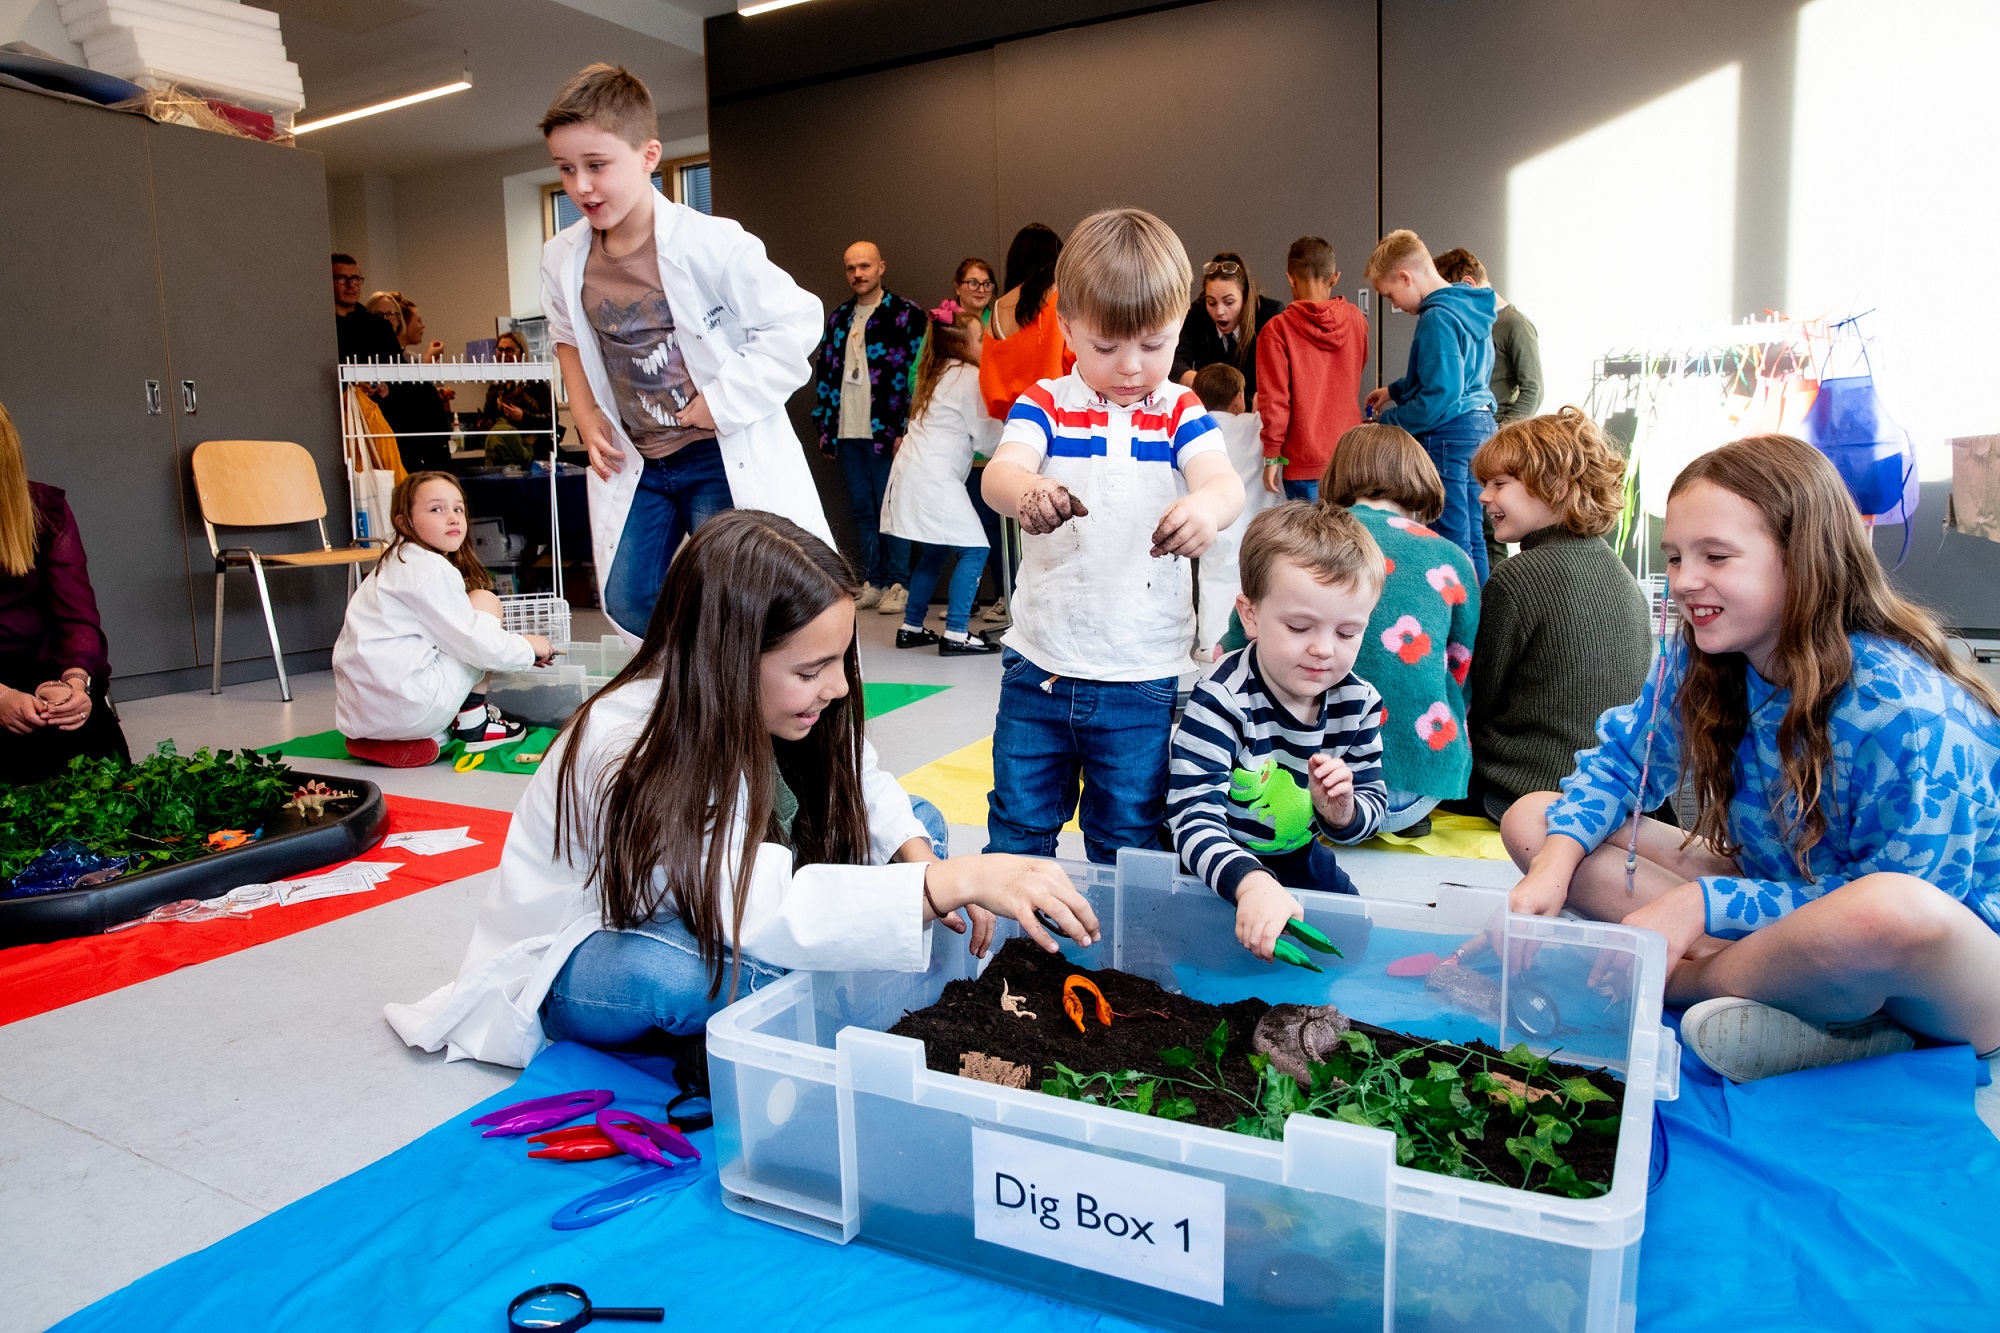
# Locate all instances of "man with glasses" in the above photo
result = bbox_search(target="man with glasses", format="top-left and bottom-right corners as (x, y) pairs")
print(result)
(332, 254), (404, 368)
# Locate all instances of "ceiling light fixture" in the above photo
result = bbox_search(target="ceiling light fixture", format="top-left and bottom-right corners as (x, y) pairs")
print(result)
(738, 0), (814, 15)
(294, 76), (471, 134)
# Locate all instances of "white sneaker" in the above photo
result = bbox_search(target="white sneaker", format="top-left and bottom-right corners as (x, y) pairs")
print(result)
(979, 597), (1009, 624)
(855, 583), (883, 610)
(1682, 996), (1915, 1083)
(878, 584), (908, 615)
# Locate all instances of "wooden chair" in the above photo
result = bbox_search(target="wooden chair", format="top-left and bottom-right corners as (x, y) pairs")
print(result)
(190, 439), (386, 701)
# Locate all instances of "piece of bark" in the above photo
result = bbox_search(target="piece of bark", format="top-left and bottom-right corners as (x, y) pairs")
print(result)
(959, 1052), (1032, 1089)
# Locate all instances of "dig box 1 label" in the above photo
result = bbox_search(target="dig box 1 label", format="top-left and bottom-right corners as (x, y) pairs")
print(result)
(970, 1127), (1225, 1304)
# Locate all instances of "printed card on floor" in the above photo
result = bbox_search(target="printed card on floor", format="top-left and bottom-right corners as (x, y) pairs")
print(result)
(970, 1127), (1225, 1303)
(382, 827), (482, 855)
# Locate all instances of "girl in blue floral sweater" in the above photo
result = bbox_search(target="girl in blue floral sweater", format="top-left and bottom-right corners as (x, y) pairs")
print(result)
(1504, 435), (2000, 1082)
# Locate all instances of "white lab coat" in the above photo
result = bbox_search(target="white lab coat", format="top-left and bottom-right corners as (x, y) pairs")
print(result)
(332, 545), (537, 741)
(384, 674), (934, 1068)
(880, 363), (997, 548)
(542, 192), (834, 637)
(1197, 411), (1279, 653)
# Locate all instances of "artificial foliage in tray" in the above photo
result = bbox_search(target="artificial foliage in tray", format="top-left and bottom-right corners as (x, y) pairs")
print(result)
(889, 938), (1624, 1199)
(0, 741), (295, 892)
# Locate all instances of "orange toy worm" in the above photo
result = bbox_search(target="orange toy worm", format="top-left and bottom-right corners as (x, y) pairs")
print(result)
(1063, 975), (1113, 1034)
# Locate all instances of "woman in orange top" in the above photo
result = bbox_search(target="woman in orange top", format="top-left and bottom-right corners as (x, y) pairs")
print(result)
(979, 223), (1073, 421)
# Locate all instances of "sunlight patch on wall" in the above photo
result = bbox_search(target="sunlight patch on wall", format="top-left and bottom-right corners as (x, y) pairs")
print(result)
(1505, 64), (1740, 418)
(1789, 0), (2000, 478)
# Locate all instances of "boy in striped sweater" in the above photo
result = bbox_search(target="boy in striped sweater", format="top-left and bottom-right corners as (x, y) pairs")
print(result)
(1168, 503), (1388, 960)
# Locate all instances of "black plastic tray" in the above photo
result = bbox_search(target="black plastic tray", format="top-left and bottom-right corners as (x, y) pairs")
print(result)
(0, 773), (389, 949)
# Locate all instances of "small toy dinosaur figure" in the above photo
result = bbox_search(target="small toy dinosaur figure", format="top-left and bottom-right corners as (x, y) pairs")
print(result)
(999, 980), (1037, 1020)
(1228, 759), (1314, 854)
(284, 780), (356, 820)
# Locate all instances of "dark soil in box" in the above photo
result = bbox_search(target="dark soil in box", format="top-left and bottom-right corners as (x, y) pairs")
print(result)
(889, 939), (1624, 1198)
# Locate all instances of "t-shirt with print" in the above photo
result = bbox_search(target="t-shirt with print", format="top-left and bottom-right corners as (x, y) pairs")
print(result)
(998, 373), (1224, 681)
(837, 292), (882, 440)
(581, 229), (715, 460)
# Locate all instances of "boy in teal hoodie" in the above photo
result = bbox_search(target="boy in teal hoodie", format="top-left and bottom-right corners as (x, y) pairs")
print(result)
(1364, 230), (1498, 581)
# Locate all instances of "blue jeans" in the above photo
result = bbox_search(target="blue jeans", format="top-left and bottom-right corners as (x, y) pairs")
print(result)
(603, 440), (733, 631)
(1258, 837), (1358, 896)
(1283, 478), (1319, 503)
(541, 797), (950, 1049)
(986, 648), (1175, 865)
(1416, 409), (1496, 584)
(905, 545), (989, 635)
(837, 440), (910, 588)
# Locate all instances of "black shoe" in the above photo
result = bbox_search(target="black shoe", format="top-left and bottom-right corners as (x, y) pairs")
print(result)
(895, 626), (939, 649)
(938, 632), (1003, 656)
(663, 1033), (712, 1132)
(1400, 815), (1433, 839)
(453, 705), (527, 752)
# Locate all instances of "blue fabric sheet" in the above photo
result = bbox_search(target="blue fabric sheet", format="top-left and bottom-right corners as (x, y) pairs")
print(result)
(1638, 1025), (2000, 1332)
(54, 1034), (2000, 1333)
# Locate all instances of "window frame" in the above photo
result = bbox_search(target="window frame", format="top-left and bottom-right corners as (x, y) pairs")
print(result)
(542, 154), (711, 239)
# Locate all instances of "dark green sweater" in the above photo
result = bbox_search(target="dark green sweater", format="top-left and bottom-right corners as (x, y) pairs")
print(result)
(1491, 303), (1542, 425)
(1469, 526), (1650, 801)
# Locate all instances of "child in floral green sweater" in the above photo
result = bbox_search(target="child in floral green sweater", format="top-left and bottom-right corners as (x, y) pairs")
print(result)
(1221, 423), (1479, 831)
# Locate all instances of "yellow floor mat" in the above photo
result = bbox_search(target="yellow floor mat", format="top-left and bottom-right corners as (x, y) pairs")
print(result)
(899, 736), (1507, 859)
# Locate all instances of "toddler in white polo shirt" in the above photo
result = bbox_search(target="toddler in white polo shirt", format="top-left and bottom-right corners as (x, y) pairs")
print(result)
(979, 208), (1247, 864)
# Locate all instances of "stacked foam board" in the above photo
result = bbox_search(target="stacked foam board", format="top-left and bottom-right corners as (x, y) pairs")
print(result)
(61, 0), (303, 114)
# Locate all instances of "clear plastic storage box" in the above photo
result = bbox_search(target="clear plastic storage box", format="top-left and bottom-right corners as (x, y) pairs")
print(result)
(708, 849), (1678, 1333)
(484, 635), (634, 728)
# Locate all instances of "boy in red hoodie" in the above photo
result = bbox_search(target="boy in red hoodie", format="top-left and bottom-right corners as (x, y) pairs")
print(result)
(1256, 237), (1369, 502)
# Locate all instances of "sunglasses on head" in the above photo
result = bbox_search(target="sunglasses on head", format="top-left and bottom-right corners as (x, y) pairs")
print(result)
(1202, 260), (1243, 278)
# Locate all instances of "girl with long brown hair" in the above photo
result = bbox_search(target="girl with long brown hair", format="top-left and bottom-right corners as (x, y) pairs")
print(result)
(1501, 436), (2000, 1081)
(386, 510), (1097, 1068)
(334, 471), (553, 767)
(1172, 252), (1284, 405)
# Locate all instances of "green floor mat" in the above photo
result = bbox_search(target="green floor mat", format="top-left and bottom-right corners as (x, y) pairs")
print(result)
(258, 683), (946, 773)
(260, 726), (561, 773)
(862, 681), (950, 718)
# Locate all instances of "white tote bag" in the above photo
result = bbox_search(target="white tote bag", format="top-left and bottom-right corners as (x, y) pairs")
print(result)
(343, 388), (398, 541)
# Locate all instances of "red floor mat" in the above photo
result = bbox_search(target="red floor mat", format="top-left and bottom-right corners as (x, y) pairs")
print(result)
(0, 795), (509, 1026)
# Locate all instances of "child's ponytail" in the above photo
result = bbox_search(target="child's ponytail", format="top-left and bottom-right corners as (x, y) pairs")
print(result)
(907, 303), (980, 428)
(1669, 436), (2000, 875)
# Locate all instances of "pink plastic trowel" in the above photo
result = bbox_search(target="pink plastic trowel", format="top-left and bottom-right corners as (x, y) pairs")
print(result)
(1386, 935), (1487, 977)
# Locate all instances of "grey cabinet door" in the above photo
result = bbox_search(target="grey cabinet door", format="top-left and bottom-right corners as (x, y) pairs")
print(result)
(0, 87), (200, 677)
(143, 119), (349, 669)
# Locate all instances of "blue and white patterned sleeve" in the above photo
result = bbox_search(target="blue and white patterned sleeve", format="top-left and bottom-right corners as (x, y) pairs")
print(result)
(1543, 648), (1685, 855)
(1320, 679), (1386, 844)
(1167, 677), (1265, 903)
(1697, 707), (2000, 939)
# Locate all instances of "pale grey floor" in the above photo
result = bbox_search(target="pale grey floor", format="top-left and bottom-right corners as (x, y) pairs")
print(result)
(4, 608), (1994, 1330)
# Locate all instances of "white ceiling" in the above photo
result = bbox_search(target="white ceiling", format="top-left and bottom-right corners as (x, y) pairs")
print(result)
(251, 0), (733, 176)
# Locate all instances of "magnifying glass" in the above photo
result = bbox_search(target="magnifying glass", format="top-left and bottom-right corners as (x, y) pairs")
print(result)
(506, 1283), (662, 1332)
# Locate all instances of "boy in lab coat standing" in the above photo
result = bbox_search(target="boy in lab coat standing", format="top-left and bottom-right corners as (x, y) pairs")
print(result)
(540, 64), (831, 636)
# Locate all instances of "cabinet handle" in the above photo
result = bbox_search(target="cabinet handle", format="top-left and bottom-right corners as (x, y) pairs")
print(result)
(1357, 288), (1370, 315)
(145, 380), (162, 415)
(181, 381), (198, 415)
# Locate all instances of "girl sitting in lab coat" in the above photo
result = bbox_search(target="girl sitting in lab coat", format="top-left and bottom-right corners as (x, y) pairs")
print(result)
(385, 509), (1097, 1069)
(334, 471), (553, 768)
(880, 303), (1003, 654)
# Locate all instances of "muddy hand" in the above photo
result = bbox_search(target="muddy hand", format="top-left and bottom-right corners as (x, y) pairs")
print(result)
(1020, 483), (1088, 535)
